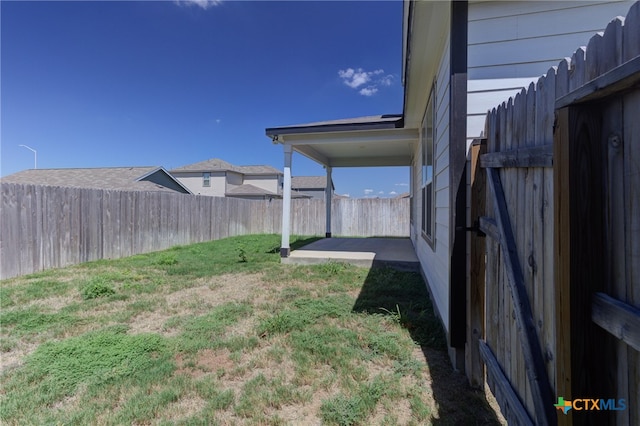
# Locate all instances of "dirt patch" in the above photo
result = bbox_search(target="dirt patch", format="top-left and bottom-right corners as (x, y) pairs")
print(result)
(174, 348), (235, 379)
(0, 341), (39, 374)
(126, 273), (266, 336)
(77, 300), (130, 318)
(158, 394), (208, 423)
(128, 310), (177, 336)
(168, 273), (265, 309)
(25, 295), (77, 312)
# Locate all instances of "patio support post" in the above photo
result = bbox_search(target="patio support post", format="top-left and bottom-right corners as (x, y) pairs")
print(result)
(325, 166), (332, 238)
(281, 144), (293, 257)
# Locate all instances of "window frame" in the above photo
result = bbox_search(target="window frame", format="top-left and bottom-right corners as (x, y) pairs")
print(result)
(421, 84), (436, 248)
(203, 172), (211, 187)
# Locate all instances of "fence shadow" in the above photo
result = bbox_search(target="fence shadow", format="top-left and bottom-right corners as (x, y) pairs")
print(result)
(265, 236), (324, 254)
(352, 267), (503, 425)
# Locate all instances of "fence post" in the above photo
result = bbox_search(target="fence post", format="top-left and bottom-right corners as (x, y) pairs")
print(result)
(467, 139), (486, 388)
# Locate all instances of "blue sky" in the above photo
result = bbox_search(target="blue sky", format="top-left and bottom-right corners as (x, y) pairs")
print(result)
(1, 0), (408, 197)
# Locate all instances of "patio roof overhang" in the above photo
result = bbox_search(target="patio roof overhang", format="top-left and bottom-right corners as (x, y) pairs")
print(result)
(265, 115), (417, 167)
(265, 114), (418, 258)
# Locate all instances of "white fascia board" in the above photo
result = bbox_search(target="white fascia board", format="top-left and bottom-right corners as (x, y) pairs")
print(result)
(281, 128), (417, 146)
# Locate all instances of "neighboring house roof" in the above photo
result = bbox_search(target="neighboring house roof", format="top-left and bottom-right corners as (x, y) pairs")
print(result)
(394, 192), (410, 199)
(225, 184), (312, 199)
(291, 176), (334, 191)
(266, 114), (403, 137)
(226, 183), (278, 197)
(0, 167), (191, 194)
(171, 158), (282, 175)
(291, 190), (316, 199)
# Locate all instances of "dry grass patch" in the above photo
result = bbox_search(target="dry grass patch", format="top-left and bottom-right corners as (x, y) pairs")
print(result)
(157, 394), (208, 423)
(174, 348), (236, 379)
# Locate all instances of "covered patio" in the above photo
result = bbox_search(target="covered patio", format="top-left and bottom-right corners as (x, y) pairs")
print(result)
(265, 114), (419, 267)
(282, 237), (420, 271)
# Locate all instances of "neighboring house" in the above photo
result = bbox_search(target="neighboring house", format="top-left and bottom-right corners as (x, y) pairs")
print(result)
(0, 167), (191, 194)
(170, 158), (283, 199)
(266, 0), (636, 367)
(291, 176), (334, 199)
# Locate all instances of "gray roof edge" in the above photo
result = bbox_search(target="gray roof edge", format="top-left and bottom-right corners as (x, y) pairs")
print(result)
(265, 115), (404, 136)
(172, 169), (282, 176)
(135, 166), (193, 194)
(135, 166), (164, 181)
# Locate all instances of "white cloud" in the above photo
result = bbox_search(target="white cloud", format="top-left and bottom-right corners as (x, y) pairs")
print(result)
(215, 118), (221, 124)
(359, 86), (378, 96)
(338, 67), (396, 97)
(378, 191), (384, 195)
(379, 75), (395, 86)
(395, 183), (408, 187)
(338, 68), (371, 89)
(364, 189), (374, 195)
(174, 0), (222, 10)
(389, 191), (397, 195)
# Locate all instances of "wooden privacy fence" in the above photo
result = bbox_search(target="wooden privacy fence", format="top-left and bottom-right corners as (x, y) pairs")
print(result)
(0, 183), (409, 279)
(468, 4), (640, 426)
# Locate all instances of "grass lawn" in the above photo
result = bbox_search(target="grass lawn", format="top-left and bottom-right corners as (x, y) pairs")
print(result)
(0, 234), (504, 425)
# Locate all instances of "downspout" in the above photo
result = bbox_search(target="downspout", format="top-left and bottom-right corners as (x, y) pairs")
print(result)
(448, 0), (469, 355)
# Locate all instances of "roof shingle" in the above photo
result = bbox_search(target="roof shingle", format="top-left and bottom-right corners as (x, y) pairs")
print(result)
(171, 158), (281, 175)
(0, 167), (188, 193)
(291, 176), (328, 189)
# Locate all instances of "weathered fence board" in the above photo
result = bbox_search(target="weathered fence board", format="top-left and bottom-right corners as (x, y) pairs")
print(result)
(475, 5), (640, 425)
(0, 183), (409, 279)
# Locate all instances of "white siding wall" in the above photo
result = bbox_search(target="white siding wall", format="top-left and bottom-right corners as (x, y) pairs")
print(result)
(466, 0), (634, 142)
(413, 34), (452, 332)
(244, 175), (280, 194)
(227, 171), (243, 186)
(173, 172), (226, 196)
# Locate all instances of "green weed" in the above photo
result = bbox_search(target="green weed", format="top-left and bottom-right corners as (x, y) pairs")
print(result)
(235, 373), (309, 418)
(80, 277), (116, 300)
(0, 279), (71, 308)
(320, 376), (389, 426)
(0, 307), (78, 338)
(236, 244), (248, 263)
(155, 253), (178, 266)
(0, 326), (173, 422)
(177, 302), (252, 352)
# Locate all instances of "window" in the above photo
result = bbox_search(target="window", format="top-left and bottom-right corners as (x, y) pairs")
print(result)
(409, 167), (414, 225)
(203, 172), (211, 187)
(421, 85), (435, 247)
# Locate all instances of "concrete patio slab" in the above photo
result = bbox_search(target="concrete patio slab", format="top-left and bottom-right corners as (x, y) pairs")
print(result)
(281, 237), (420, 271)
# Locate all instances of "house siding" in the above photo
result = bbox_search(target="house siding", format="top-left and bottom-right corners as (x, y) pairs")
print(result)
(466, 0), (635, 141)
(244, 175), (280, 194)
(173, 172), (226, 196)
(412, 33), (451, 332)
(226, 171), (243, 186)
(294, 188), (324, 199)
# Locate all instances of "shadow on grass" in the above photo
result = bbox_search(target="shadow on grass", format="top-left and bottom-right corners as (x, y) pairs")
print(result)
(267, 236), (325, 254)
(352, 267), (503, 425)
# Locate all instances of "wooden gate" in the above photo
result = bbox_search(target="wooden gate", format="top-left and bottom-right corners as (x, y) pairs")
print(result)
(467, 4), (640, 425)
(472, 81), (557, 426)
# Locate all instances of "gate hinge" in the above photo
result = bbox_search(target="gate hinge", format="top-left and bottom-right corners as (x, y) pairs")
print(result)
(456, 219), (485, 237)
